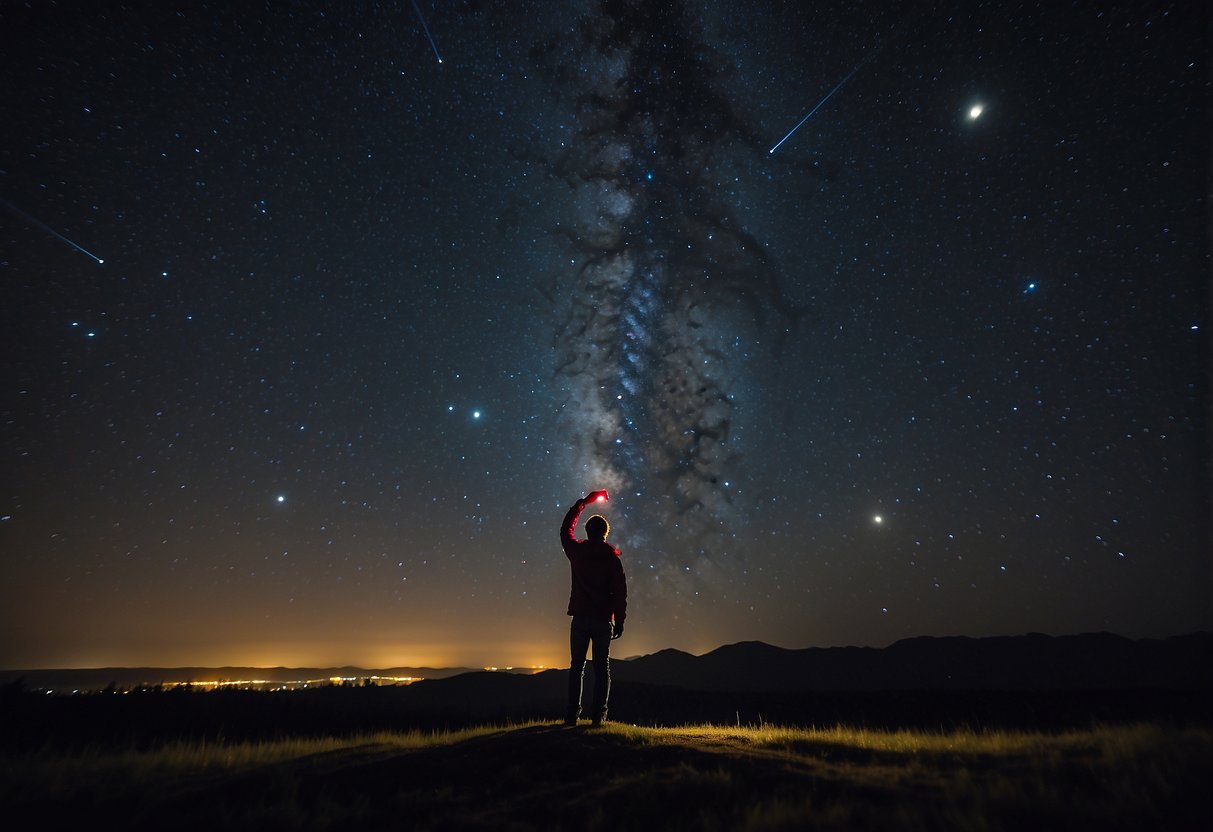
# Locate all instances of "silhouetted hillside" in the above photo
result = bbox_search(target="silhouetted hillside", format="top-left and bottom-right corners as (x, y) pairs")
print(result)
(4, 631), (1208, 699)
(614, 631), (1213, 691)
(2, 634), (1210, 749)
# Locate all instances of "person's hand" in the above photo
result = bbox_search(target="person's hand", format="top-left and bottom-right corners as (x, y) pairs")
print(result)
(584, 489), (609, 504)
(611, 620), (624, 639)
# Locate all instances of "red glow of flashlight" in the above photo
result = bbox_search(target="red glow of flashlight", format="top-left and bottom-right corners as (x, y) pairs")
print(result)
(588, 490), (609, 503)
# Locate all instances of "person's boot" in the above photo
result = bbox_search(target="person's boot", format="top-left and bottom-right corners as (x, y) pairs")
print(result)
(563, 708), (579, 727)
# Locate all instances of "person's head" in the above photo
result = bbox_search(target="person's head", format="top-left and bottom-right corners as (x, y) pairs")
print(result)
(585, 514), (610, 541)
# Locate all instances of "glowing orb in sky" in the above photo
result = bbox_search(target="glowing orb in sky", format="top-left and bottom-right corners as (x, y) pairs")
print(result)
(968, 104), (984, 120)
(873, 515), (883, 524)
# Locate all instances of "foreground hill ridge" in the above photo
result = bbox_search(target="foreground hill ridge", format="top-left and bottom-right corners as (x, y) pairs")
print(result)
(3, 631), (1209, 693)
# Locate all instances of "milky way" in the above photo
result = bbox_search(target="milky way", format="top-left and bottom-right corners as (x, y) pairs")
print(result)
(530, 0), (806, 582)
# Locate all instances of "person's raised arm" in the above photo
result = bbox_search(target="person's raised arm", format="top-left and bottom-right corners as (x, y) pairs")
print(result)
(559, 496), (587, 556)
(560, 491), (607, 556)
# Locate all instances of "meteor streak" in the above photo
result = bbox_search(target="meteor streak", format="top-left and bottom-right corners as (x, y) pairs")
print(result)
(769, 27), (898, 155)
(410, 0), (443, 64)
(1, 197), (105, 264)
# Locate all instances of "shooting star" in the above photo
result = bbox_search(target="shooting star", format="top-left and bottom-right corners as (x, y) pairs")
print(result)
(769, 29), (897, 155)
(1, 197), (105, 264)
(411, 0), (443, 64)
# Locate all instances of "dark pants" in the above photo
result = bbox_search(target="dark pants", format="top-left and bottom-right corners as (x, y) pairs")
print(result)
(567, 616), (613, 721)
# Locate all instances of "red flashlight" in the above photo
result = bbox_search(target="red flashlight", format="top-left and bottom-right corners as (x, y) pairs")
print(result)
(589, 490), (609, 503)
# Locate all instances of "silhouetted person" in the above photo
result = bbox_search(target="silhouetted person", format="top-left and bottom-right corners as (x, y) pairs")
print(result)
(560, 489), (627, 726)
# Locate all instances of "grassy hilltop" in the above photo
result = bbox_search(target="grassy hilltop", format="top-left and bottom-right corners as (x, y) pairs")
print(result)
(3, 720), (1210, 830)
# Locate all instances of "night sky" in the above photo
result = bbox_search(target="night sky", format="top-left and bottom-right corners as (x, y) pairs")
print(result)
(2, 0), (1209, 671)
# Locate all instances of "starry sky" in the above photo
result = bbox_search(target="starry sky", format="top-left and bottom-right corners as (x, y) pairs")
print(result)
(2, 0), (1209, 671)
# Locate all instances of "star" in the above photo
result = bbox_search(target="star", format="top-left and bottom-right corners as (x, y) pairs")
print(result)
(968, 104), (984, 120)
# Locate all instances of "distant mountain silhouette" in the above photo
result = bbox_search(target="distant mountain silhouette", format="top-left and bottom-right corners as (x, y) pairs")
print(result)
(2, 633), (1210, 744)
(614, 632), (1213, 691)
(4, 632), (1209, 695)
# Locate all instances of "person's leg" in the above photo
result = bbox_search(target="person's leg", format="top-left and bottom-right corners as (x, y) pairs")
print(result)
(566, 616), (591, 724)
(588, 618), (613, 724)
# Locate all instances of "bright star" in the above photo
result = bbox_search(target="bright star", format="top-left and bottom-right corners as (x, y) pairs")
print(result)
(873, 515), (883, 524)
(968, 104), (984, 120)
(472, 410), (482, 419)
(276, 495), (286, 503)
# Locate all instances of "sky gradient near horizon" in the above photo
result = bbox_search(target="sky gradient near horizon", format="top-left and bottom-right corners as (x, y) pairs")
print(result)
(2, 0), (1209, 670)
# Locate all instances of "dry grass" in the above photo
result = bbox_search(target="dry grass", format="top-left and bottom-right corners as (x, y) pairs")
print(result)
(604, 719), (1185, 757)
(25, 720), (529, 771)
(597, 721), (1212, 831)
(2, 719), (1208, 830)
